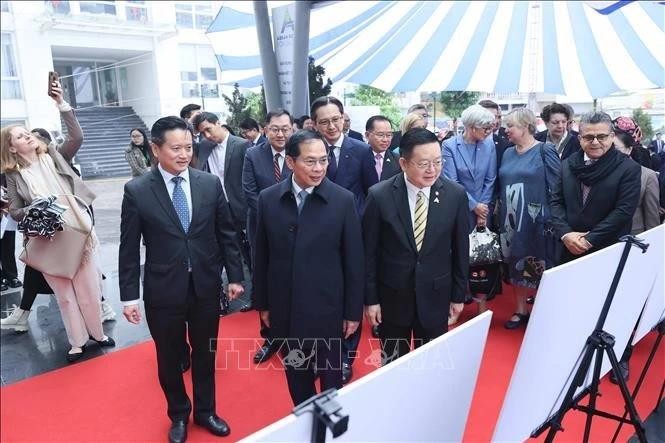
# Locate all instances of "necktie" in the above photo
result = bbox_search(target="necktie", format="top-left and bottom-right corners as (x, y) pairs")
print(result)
(582, 160), (593, 205)
(274, 153), (282, 182)
(171, 176), (189, 232)
(297, 190), (308, 214)
(328, 145), (338, 179)
(375, 153), (383, 180)
(413, 191), (427, 251)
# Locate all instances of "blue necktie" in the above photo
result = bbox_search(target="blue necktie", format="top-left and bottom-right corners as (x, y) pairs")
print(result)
(297, 190), (308, 214)
(171, 176), (189, 232)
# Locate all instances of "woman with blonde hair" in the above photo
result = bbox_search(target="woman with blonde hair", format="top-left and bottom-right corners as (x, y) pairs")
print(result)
(392, 112), (427, 154)
(0, 79), (114, 361)
(499, 108), (561, 329)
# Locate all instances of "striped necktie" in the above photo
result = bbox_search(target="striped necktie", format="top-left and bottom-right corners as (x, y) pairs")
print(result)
(274, 153), (282, 182)
(413, 191), (427, 251)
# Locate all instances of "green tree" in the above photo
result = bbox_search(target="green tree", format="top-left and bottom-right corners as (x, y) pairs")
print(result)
(222, 83), (249, 132)
(632, 108), (653, 144)
(438, 91), (480, 118)
(349, 85), (401, 127)
(246, 83), (267, 123)
(308, 56), (332, 105)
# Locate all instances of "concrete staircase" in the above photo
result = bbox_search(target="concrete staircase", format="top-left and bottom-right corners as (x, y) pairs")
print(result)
(64, 107), (149, 179)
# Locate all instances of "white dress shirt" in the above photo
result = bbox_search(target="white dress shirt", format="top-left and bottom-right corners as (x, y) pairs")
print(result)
(207, 133), (229, 194)
(329, 134), (345, 166)
(292, 175), (315, 205)
(403, 173), (431, 230)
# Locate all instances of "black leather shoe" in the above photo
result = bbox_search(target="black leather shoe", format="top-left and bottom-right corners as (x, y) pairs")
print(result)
(66, 347), (85, 363)
(504, 313), (529, 330)
(194, 415), (230, 437)
(342, 363), (353, 384)
(93, 336), (116, 347)
(253, 342), (277, 364)
(610, 360), (630, 385)
(0, 282), (8, 292)
(180, 358), (191, 373)
(371, 325), (380, 338)
(8, 278), (22, 288)
(168, 420), (187, 443)
(239, 304), (252, 312)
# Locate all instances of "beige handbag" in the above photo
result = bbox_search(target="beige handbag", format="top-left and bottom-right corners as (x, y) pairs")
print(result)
(19, 195), (93, 279)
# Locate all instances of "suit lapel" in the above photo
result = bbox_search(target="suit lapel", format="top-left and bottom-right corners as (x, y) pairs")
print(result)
(456, 136), (476, 180)
(150, 169), (185, 234)
(189, 169), (201, 230)
(393, 175), (417, 253)
(381, 150), (398, 180)
(224, 137), (234, 181)
(418, 179), (446, 257)
(337, 138), (352, 179)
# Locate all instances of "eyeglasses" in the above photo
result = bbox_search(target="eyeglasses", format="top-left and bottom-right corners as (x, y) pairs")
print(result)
(370, 132), (393, 139)
(410, 159), (443, 169)
(580, 133), (612, 143)
(267, 126), (292, 135)
(317, 116), (343, 127)
(300, 157), (329, 167)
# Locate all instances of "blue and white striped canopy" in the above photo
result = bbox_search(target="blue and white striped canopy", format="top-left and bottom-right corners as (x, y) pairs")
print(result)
(207, 1), (665, 98)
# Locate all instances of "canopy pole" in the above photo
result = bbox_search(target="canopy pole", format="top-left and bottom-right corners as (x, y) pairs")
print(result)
(253, 1), (282, 112)
(292, 1), (312, 118)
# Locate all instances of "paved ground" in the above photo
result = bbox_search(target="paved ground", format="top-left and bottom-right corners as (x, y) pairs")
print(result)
(0, 177), (252, 385)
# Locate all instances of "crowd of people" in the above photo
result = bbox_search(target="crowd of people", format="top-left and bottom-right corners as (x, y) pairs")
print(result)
(2, 78), (664, 442)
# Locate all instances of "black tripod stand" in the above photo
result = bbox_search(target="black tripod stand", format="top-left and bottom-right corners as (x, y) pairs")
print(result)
(610, 319), (665, 442)
(535, 236), (650, 443)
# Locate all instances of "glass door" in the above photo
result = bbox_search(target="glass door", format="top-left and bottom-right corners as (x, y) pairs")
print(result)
(98, 65), (119, 106)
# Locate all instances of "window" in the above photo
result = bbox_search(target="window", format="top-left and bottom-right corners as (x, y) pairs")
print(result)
(0, 118), (26, 127)
(1, 33), (21, 99)
(175, 2), (213, 30)
(44, 0), (70, 14)
(1, 2), (10, 12)
(79, 1), (116, 15)
(126, 0), (147, 23)
(179, 45), (220, 98)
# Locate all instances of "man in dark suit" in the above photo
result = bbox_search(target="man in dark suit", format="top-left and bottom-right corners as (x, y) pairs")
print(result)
(120, 116), (244, 443)
(253, 129), (364, 406)
(478, 99), (512, 168)
(343, 113), (364, 141)
(311, 96), (371, 383)
(242, 109), (294, 364)
(648, 132), (663, 154)
(193, 112), (251, 271)
(535, 103), (581, 161)
(363, 128), (469, 364)
(362, 115), (402, 195)
(240, 118), (267, 147)
(550, 111), (641, 264)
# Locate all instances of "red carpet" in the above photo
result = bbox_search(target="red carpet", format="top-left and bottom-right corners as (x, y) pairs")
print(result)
(1, 287), (663, 442)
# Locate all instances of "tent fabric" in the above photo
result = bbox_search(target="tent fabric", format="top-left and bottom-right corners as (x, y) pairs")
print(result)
(207, 1), (665, 98)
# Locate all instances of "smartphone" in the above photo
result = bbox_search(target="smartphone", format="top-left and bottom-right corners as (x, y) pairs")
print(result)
(48, 71), (60, 97)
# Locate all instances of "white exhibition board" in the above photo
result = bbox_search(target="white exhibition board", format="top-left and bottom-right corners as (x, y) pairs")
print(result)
(493, 238), (657, 442)
(240, 312), (492, 442)
(633, 225), (665, 344)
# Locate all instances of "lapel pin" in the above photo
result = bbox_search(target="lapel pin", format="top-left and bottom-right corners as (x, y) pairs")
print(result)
(434, 197), (440, 203)
(435, 191), (439, 196)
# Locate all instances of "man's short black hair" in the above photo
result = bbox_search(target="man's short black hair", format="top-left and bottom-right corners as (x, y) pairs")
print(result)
(192, 111), (219, 130)
(286, 129), (324, 158)
(265, 109), (293, 126)
(311, 96), (344, 121)
(399, 128), (439, 159)
(477, 99), (500, 112)
(541, 103), (571, 123)
(365, 115), (392, 132)
(151, 116), (191, 146)
(239, 118), (260, 132)
(179, 103), (202, 120)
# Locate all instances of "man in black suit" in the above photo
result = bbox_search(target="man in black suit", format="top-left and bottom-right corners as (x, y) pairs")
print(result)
(535, 103), (581, 161)
(343, 113), (364, 141)
(362, 115), (402, 195)
(363, 128), (469, 364)
(253, 129), (364, 406)
(478, 99), (512, 168)
(240, 118), (267, 147)
(312, 96), (371, 383)
(180, 104), (216, 170)
(193, 112), (251, 275)
(550, 111), (641, 264)
(120, 117), (244, 443)
(648, 132), (663, 154)
(242, 109), (294, 364)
